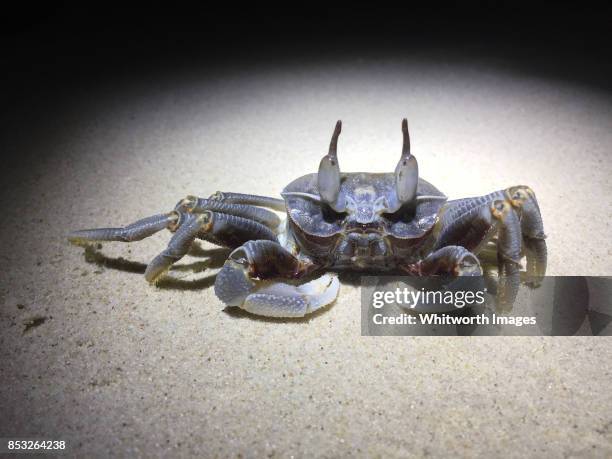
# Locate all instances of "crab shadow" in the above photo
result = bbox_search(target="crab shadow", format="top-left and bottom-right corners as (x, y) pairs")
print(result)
(222, 301), (334, 323)
(77, 242), (337, 323)
(79, 242), (230, 291)
(74, 243), (539, 320)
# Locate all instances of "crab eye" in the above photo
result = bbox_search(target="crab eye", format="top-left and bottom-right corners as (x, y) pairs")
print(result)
(317, 120), (344, 212)
(393, 119), (419, 208)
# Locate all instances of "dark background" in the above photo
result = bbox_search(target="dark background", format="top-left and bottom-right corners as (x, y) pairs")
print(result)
(1, 3), (611, 137)
(2, 3), (611, 89)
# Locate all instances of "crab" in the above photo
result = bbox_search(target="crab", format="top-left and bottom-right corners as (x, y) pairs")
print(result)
(68, 119), (547, 317)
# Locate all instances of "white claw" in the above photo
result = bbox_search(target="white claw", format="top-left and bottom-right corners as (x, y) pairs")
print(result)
(241, 274), (340, 318)
(295, 274), (341, 311)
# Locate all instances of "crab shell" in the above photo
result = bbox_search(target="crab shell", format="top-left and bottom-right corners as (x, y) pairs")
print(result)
(282, 172), (447, 268)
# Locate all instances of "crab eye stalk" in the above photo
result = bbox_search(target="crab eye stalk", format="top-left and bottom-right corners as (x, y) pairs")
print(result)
(318, 120), (344, 211)
(394, 118), (419, 205)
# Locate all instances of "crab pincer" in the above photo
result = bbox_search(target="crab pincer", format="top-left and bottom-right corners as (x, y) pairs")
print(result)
(214, 240), (340, 318)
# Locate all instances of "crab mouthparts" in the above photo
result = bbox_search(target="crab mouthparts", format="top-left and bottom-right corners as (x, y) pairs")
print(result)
(344, 221), (384, 234)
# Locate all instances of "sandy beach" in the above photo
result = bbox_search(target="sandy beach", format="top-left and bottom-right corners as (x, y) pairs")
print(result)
(1, 55), (611, 457)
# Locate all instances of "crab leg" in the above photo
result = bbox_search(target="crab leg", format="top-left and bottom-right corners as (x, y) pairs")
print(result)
(214, 240), (339, 318)
(415, 246), (482, 276)
(145, 211), (278, 283)
(145, 213), (208, 283)
(196, 211), (278, 248)
(433, 186), (546, 308)
(524, 236), (547, 283)
(208, 191), (286, 211)
(490, 200), (522, 308)
(68, 212), (178, 244)
(175, 195), (281, 229)
(69, 198), (282, 281)
(508, 186), (547, 282)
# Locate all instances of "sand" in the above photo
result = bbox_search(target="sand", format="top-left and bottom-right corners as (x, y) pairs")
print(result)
(1, 56), (611, 457)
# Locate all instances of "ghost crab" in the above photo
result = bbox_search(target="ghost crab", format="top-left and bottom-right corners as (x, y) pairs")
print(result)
(69, 119), (547, 317)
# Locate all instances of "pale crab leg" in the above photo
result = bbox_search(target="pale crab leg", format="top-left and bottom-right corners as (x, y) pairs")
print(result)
(196, 211), (278, 247)
(175, 195), (281, 229)
(208, 191), (286, 212)
(145, 211), (278, 283)
(490, 200), (522, 309)
(68, 212), (178, 244)
(507, 186), (547, 282)
(214, 240), (339, 318)
(145, 213), (207, 283)
(415, 246), (482, 276)
(435, 187), (547, 282)
(433, 188), (539, 308)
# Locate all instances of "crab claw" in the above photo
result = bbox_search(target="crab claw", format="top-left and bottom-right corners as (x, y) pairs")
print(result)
(214, 256), (339, 318)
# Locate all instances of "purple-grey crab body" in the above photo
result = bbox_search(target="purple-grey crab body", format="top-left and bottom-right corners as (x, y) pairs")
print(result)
(69, 119), (547, 318)
(282, 172), (446, 270)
